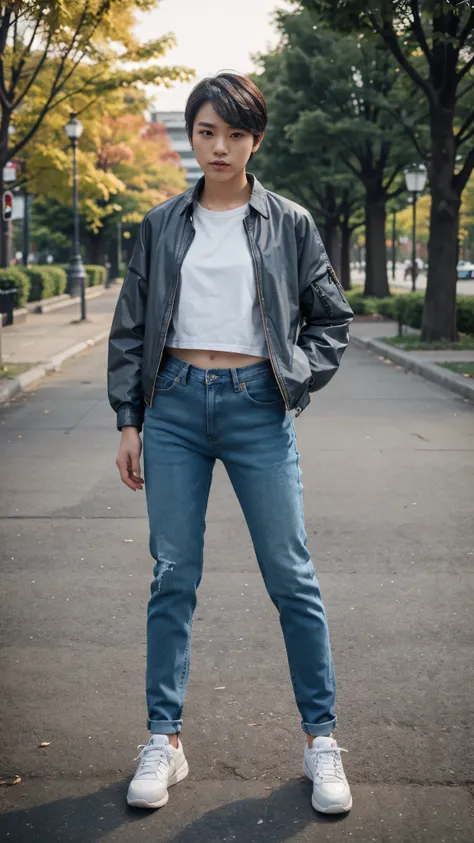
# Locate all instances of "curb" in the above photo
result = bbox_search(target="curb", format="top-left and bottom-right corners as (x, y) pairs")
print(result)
(351, 335), (474, 402)
(29, 285), (107, 314)
(0, 329), (110, 405)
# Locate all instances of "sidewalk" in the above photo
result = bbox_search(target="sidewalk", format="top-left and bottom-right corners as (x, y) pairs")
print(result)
(0, 286), (119, 404)
(350, 317), (474, 401)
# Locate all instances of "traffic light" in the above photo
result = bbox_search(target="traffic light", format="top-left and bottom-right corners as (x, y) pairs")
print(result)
(3, 191), (13, 221)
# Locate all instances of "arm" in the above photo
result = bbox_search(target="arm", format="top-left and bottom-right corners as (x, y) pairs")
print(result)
(107, 215), (149, 432)
(297, 213), (354, 393)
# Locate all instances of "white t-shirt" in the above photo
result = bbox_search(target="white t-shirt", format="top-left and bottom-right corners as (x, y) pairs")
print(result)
(165, 202), (269, 358)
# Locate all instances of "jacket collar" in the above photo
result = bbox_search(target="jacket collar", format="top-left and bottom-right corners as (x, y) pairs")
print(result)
(179, 172), (269, 219)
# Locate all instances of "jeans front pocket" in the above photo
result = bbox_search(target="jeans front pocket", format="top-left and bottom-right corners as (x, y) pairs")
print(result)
(241, 376), (284, 407)
(154, 372), (181, 393)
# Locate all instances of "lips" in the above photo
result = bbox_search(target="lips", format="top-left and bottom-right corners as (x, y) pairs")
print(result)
(210, 161), (230, 167)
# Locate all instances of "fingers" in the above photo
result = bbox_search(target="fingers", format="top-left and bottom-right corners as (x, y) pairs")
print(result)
(116, 450), (144, 492)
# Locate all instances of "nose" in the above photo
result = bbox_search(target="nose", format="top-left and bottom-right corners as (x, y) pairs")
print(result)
(213, 135), (228, 156)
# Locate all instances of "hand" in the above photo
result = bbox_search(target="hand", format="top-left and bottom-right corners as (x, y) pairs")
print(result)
(116, 427), (144, 491)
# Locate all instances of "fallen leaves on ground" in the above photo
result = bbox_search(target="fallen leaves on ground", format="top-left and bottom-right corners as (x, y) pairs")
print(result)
(0, 775), (21, 786)
(38, 741), (51, 748)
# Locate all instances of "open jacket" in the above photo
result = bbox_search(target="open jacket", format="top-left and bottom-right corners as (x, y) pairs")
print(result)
(108, 174), (354, 431)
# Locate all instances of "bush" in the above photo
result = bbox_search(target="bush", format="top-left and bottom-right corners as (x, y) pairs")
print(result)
(376, 298), (396, 320)
(345, 291), (380, 315)
(0, 267), (30, 308)
(347, 288), (474, 336)
(47, 266), (67, 296)
(85, 265), (107, 287)
(456, 296), (474, 335)
(24, 267), (57, 302)
(399, 292), (425, 329)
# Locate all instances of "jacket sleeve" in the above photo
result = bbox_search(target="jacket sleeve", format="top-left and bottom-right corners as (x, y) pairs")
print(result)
(107, 216), (149, 432)
(297, 212), (354, 393)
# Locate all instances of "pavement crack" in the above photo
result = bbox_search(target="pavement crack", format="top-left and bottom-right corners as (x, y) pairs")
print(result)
(216, 761), (250, 781)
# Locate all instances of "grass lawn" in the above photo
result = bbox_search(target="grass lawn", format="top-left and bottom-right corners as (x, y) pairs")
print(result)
(439, 362), (474, 378)
(0, 362), (35, 379)
(383, 334), (474, 351)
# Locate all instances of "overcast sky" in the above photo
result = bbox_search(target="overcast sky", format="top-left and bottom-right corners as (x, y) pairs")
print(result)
(135, 0), (292, 112)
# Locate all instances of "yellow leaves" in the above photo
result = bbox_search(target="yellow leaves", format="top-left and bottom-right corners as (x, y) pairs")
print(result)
(0, 775), (21, 786)
(38, 741), (51, 747)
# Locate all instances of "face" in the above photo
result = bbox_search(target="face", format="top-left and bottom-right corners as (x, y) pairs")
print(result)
(191, 102), (263, 181)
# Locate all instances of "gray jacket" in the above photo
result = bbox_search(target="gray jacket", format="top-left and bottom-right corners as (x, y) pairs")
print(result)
(108, 174), (354, 431)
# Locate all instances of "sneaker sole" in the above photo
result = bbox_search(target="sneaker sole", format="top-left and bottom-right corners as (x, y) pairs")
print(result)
(304, 760), (352, 815)
(127, 759), (189, 809)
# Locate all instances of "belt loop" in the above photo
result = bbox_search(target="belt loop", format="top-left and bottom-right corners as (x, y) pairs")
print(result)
(230, 367), (241, 392)
(181, 361), (191, 384)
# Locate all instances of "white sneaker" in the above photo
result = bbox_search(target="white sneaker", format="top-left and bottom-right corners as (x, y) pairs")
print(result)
(304, 736), (352, 814)
(127, 735), (189, 809)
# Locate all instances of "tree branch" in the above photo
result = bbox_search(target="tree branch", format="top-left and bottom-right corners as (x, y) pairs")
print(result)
(457, 52), (474, 84)
(367, 10), (438, 109)
(11, 33), (53, 109)
(456, 125), (474, 148)
(385, 166), (405, 193)
(459, 8), (474, 50)
(409, 0), (432, 65)
(454, 145), (474, 194)
(455, 109), (474, 146)
(8, 15), (42, 97)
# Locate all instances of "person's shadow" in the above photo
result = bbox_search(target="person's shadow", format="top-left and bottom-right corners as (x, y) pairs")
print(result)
(0, 777), (347, 842)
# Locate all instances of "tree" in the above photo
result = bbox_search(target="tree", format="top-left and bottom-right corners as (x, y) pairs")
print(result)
(0, 0), (193, 263)
(299, 0), (474, 338)
(252, 46), (363, 287)
(254, 8), (418, 296)
(21, 106), (187, 266)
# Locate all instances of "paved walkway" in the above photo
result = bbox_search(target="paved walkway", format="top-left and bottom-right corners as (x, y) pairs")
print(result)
(350, 318), (474, 363)
(0, 286), (120, 366)
(0, 332), (473, 842)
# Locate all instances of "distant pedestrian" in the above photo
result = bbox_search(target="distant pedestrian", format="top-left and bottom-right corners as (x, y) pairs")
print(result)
(108, 72), (354, 815)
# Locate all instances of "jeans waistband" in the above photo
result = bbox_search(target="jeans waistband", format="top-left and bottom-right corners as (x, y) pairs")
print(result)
(161, 351), (273, 386)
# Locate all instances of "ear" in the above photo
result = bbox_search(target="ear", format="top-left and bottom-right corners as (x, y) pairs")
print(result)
(252, 133), (264, 154)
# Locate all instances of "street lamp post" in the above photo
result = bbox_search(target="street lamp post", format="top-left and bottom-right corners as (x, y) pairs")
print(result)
(404, 164), (427, 293)
(65, 113), (87, 320)
(391, 210), (397, 283)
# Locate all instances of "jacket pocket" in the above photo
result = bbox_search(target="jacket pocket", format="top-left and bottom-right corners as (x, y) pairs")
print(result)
(311, 281), (333, 318)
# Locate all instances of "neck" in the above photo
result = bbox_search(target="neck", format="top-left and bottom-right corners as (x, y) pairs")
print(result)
(199, 170), (251, 211)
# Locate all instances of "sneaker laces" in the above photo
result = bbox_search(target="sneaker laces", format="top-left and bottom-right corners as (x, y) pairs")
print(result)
(312, 746), (348, 783)
(133, 743), (173, 781)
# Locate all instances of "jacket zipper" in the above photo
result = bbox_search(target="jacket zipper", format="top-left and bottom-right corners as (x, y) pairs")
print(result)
(327, 263), (345, 296)
(243, 216), (290, 410)
(149, 223), (195, 408)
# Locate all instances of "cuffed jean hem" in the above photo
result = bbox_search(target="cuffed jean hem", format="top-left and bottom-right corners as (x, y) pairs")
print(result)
(301, 716), (337, 737)
(148, 718), (182, 734)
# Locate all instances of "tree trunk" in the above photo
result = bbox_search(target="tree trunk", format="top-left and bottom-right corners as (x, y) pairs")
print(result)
(87, 230), (107, 266)
(340, 221), (351, 290)
(422, 114), (459, 341)
(364, 196), (389, 297)
(323, 214), (339, 267)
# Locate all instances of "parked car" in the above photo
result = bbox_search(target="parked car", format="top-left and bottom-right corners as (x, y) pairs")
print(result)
(457, 260), (474, 279)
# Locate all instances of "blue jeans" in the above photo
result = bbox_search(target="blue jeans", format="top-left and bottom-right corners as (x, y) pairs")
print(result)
(143, 353), (337, 737)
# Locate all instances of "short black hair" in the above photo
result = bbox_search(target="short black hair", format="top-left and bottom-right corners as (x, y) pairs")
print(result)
(185, 72), (267, 143)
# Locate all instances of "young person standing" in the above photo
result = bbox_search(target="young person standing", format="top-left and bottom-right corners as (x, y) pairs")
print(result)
(108, 72), (354, 815)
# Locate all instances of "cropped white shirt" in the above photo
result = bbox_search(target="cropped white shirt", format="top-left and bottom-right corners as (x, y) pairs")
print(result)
(165, 202), (269, 358)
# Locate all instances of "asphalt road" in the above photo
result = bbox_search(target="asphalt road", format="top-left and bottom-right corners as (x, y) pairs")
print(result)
(0, 339), (473, 843)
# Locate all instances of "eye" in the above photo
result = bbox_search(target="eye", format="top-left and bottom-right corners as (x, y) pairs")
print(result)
(231, 132), (244, 139)
(199, 130), (212, 137)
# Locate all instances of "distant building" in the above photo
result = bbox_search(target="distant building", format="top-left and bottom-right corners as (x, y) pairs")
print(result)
(151, 111), (202, 186)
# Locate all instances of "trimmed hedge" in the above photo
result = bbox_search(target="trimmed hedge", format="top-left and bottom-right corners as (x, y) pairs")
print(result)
(24, 267), (57, 302)
(85, 265), (107, 287)
(457, 296), (474, 335)
(0, 267), (31, 308)
(46, 266), (67, 296)
(346, 289), (474, 335)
